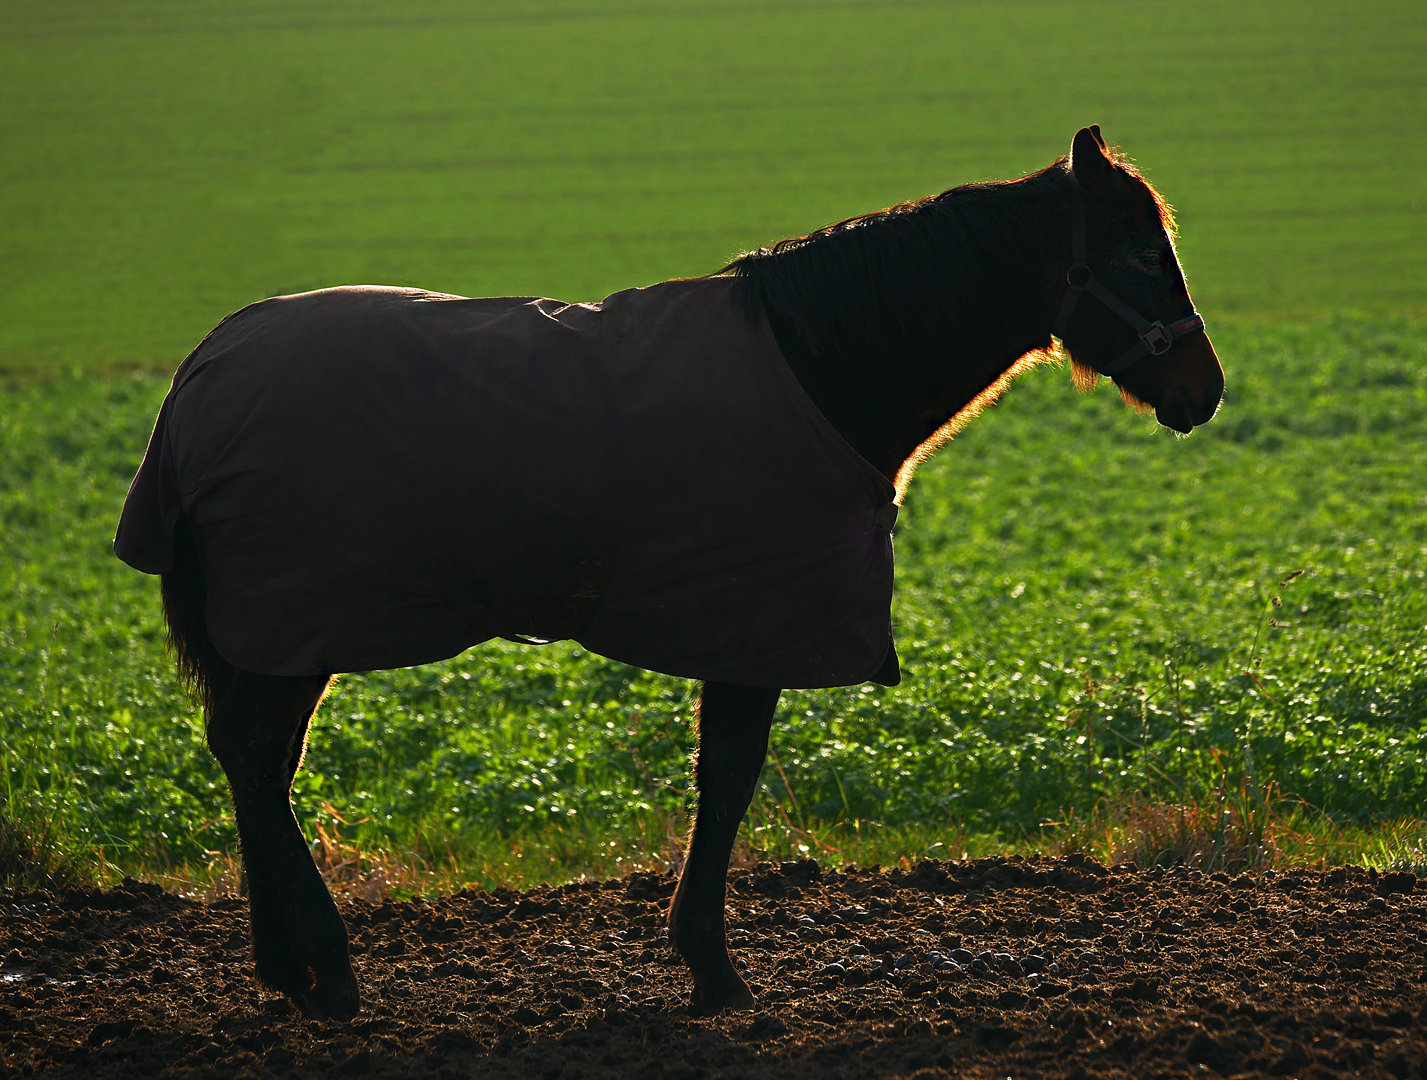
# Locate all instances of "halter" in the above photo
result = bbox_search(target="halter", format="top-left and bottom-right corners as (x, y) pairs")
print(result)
(1052, 185), (1206, 376)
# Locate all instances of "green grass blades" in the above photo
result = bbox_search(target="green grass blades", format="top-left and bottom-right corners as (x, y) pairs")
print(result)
(1, 0), (1425, 376)
(1, 316), (1423, 884)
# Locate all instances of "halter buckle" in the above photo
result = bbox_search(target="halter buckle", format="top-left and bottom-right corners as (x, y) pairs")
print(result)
(1141, 321), (1174, 355)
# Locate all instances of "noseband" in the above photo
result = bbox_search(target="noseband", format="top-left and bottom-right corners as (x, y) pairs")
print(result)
(1052, 186), (1206, 376)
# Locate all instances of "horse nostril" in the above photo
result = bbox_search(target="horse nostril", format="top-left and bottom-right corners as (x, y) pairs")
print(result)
(1193, 380), (1224, 425)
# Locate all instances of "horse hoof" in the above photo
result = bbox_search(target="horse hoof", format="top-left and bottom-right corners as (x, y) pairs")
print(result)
(689, 979), (755, 1016)
(299, 976), (361, 1022)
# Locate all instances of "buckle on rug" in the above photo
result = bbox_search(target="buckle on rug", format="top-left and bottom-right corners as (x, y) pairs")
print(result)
(869, 503), (899, 532)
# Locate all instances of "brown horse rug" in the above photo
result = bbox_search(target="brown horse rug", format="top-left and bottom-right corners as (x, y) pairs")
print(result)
(115, 277), (900, 689)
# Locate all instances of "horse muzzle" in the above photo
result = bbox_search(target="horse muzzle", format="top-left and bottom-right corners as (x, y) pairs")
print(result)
(1153, 330), (1224, 434)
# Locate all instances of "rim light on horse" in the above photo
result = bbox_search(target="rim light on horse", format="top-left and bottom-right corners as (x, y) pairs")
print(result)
(115, 126), (1221, 1019)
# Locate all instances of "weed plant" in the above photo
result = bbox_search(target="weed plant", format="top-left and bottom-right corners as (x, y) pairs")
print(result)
(2, 316), (1424, 889)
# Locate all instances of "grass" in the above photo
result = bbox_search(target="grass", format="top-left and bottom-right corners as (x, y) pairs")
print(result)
(1, 0), (1425, 378)
(0, 800), (99, 893)
(2, 0), (1425, 895)
(2, 315), (1425, 893)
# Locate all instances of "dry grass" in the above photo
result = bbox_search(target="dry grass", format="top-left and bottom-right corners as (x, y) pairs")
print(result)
(309, 809), (432, 902)
(153, 803), (434, 903)
(47, 778), (1427, 903)
(1042, 789), (1281, 872)
(1040, 786), (1427, 876)
(0, 800), (102, 891)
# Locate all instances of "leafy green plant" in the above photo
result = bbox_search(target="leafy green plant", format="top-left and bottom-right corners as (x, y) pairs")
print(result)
(2, 317), (1426, 889)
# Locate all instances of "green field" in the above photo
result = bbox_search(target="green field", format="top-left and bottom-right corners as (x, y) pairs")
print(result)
(1, 0), (1424, 377)
(4, 316), (1425, 884)
(2, 1), (1426, 888)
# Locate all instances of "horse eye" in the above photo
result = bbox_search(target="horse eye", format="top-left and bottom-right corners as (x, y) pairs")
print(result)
(1140, 251), (1165, 270)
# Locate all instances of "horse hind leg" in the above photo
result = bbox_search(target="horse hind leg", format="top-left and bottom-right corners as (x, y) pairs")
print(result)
(162, 518), (356, 1019)
(207, 670), (359, 1021)
(668, 681), (779, 1015)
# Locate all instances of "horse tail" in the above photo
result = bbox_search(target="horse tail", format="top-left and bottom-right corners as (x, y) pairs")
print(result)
(161, 516), (234, 721)
(115, 388), (235, 720)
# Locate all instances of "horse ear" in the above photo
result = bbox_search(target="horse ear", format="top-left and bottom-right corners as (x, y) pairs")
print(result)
(1070, 126), (1115, 191)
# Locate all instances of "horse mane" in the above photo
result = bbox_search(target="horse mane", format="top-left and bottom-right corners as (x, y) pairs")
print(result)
(1110, 155), (1177, 239)
(719, 148), (1176, 369)
(718, 161), (1075, 365)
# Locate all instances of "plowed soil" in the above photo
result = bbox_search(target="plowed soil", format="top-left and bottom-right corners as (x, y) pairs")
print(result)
(2, 856), (1424, 1079)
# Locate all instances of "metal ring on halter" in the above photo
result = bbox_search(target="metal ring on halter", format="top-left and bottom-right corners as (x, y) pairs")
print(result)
(1142, 322), (1174, 355)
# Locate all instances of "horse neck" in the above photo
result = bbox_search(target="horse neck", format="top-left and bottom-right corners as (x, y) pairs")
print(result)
(763, 173), (1069, 480)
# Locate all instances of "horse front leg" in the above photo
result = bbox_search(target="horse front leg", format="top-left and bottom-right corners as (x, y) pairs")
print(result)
(669, 680), (779, 1014)
(206, 670), (359, 1021)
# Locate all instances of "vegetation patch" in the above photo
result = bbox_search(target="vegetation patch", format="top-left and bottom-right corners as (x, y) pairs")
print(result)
(2, 316), (1423, 889)
(1, 0), (1424, 891)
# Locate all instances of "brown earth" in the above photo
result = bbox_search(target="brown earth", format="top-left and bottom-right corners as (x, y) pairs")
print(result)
(1, 856), (1424, 1079)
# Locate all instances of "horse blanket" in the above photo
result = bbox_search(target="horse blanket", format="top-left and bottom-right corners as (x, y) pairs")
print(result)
(114, 277), (901, 689)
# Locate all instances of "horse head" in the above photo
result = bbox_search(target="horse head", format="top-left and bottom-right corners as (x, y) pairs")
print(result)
(1057, 126), (1224, 434)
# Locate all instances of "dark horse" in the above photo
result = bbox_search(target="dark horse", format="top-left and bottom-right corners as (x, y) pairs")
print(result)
(115, 127), (1222, 1020)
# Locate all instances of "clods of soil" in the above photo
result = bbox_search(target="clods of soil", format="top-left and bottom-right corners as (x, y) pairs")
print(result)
(2, 856), (1425, 1078)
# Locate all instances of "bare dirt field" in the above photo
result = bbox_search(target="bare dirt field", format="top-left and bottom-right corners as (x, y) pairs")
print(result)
(1, 856), (1424, 1079)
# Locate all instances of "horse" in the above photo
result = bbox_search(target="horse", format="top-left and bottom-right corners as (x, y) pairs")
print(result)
(114, 125), (1222, 1020)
